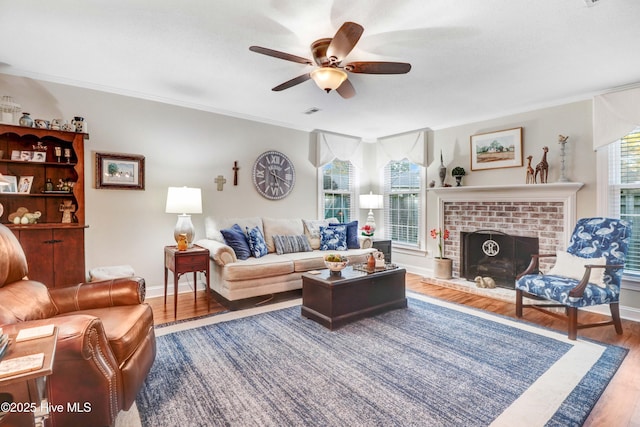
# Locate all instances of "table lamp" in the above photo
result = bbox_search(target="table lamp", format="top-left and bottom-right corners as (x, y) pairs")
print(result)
(359, 191), (383, 234)
(165, 186), (202, 246)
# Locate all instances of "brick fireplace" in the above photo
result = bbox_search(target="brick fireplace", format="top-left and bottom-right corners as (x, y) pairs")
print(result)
(429, 183), (584, 280)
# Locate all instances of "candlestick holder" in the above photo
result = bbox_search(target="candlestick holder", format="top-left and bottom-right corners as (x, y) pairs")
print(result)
(557, 135), (570, 182)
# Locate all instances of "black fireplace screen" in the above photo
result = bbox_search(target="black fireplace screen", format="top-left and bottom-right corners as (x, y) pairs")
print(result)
(461, 230), (539, 289)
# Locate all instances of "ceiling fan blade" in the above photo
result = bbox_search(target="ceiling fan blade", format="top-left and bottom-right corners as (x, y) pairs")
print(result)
(272, 73), (311, 91)
(336, 79), (356, 99)
(344, 61), (412, 74)
(326, 22), (364, 63)
(249, 46), (313, 65)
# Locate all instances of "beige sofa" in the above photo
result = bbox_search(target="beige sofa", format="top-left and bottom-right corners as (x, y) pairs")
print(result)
(195, 217), (376, 307)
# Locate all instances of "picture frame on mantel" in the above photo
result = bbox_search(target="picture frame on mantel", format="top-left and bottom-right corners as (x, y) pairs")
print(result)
(470, 127), (523, 171)
(95, 152), (145, 190)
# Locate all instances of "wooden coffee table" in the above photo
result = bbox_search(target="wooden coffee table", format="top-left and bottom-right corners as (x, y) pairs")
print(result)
(301, 266), (407, 330)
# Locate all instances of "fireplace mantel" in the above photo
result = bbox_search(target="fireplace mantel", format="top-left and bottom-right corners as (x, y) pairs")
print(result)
(428, 182), (584, 200)
(430, 182), (584, 252)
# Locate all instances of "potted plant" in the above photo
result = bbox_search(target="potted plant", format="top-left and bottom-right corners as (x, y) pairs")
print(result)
(430, 228), (452, 279)
(451, 166), (466, 186)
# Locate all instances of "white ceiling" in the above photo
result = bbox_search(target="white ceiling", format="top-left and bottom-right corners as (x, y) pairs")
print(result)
(1, 0), (639, 140)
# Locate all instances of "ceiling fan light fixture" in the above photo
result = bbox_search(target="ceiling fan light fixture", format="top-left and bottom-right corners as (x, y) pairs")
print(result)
(310, 67), (347, 92)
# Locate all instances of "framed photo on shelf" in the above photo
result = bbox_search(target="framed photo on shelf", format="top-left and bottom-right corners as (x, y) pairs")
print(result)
(470, 127), (523, 171)
(0, 175), (17, 193)
(11, 150), (21, 160)
(31, 152), (46, 162)
(95, 152), (145, 190)
(18, 176), (34, 193)
(20, 151), (32, 161)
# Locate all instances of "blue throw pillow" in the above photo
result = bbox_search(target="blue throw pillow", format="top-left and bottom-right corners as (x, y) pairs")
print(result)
(329, 221), (359, 249)
(320, 225), (348, 251)
(220, 224), (251, 260)
(247, 226), (268, 258)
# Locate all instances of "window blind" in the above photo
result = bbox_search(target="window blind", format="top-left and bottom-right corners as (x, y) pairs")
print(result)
(384, 160), (421, 246)
(609, 128), (640, 274)
(321, 160), (356, 222)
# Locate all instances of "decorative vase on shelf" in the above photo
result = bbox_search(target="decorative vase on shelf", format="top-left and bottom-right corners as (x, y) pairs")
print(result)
(438, 151), (447, 187)
(433, 258), (453, 279)
(72, 116), (87, 133)
(19, 112), (33, 127)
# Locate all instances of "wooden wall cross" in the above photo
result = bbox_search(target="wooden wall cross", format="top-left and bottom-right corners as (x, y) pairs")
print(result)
(233, 161), (239, 186)
(215, 175), (227, 191)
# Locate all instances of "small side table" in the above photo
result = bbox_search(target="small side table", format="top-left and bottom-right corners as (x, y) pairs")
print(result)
(0, 326), (58, 427)
(164, 245), (210, 318)
(372, 238), (392, 263)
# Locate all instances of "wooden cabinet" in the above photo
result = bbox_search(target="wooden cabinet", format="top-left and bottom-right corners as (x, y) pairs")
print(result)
(0, 124), (87, 288)
(14, 227), (85, 287)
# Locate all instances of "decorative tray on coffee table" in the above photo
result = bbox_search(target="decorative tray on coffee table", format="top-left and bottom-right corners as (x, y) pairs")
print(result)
(352, 263), (398, 273)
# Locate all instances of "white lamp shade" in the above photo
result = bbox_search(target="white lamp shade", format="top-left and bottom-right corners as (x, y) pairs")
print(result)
(310, 67), (348, 92)
(165, 187), (202, 214)
(359, 192), (383, 210)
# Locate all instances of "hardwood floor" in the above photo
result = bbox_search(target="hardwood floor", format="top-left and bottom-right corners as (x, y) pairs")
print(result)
(145, 273), (640, 426)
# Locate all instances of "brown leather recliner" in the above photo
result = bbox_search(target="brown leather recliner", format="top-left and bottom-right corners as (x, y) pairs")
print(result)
(0, 224), (156, 427)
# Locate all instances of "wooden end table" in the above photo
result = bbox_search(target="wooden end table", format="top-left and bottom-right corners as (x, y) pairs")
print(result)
(0, 326), (58, 427)
(164, 245), (210, 318)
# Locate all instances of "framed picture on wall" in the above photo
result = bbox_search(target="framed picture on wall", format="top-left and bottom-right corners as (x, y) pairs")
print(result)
(95, 152), (145, 190)
(470, 127), (523, 171)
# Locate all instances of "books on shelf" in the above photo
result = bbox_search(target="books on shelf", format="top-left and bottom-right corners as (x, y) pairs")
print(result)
(15, 324), (55, 343)
(0, 353), (45, 379)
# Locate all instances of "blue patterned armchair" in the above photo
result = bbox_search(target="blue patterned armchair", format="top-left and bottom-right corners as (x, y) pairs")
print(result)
(515, 217), (631, 340)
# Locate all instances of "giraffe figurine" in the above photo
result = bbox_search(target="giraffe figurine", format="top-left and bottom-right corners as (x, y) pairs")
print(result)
(534, 146), (549, 184)
(525, 155), (535, 184)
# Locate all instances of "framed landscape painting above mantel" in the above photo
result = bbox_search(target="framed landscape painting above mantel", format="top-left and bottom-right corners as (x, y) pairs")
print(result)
(95, 152), (145, 190)
(470, 127), (523, 171)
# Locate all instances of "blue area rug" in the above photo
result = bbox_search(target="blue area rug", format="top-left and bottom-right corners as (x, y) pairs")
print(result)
(136, 294), (627, 426)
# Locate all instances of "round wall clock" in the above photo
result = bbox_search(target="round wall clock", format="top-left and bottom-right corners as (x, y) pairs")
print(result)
(252, 150), (296, 200)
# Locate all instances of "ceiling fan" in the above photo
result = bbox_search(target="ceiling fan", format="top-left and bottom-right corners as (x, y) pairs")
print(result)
(249, 22), (411, 99)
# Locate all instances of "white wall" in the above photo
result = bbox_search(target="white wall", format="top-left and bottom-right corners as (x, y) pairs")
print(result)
(1, 74), (317, 291)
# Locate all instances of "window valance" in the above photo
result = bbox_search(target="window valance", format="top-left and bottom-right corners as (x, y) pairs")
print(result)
(312, 132), (363, 168)
(593, 86), (640, 150)
(376, 130), (426, 169)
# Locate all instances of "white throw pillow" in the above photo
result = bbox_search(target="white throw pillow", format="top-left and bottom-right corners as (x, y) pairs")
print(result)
(547, 250), (607, 288)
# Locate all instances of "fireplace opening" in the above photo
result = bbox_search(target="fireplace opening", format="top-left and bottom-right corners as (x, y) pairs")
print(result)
(461, 230), (539, 289)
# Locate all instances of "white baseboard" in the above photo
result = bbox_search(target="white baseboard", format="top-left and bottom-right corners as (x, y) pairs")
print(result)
(146, 278), (207, 299)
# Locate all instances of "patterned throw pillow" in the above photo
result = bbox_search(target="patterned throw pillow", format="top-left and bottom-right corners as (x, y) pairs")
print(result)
(273, 235), (312, 255)
(328, 221), (359, 249)
(246, 226), (268, 258)
(220, 224), (251, 260)
(319, 225), (348, 251)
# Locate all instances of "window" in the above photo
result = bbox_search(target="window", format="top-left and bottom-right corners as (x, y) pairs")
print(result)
(384, 159), (422, 246)
(608, 127), (640, 275)
(321, 160), (355, 222)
